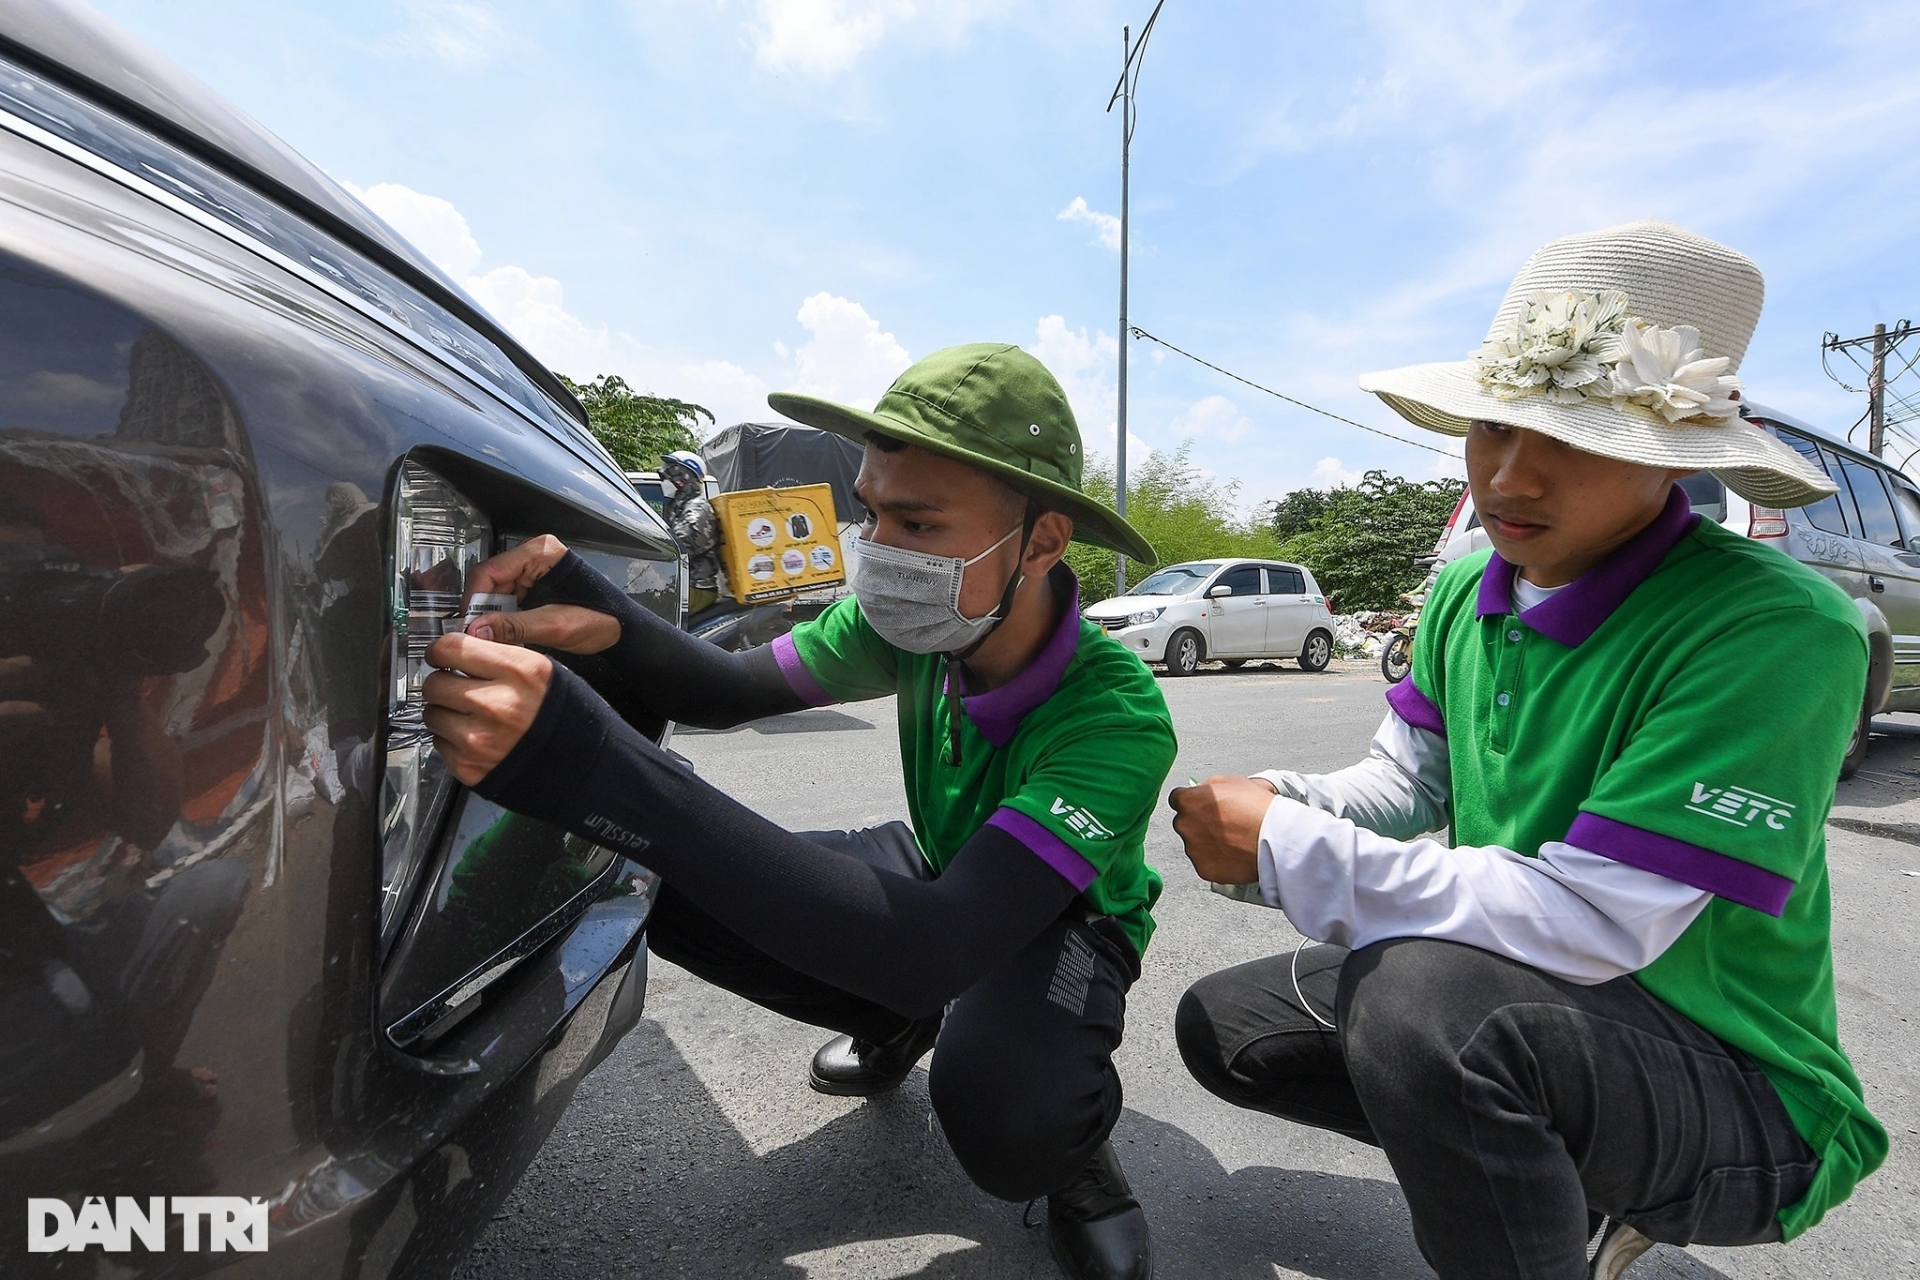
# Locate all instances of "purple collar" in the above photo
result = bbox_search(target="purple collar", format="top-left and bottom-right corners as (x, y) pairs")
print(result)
(1476, 485), (1701, 647)
(948, 567), (1083, 747)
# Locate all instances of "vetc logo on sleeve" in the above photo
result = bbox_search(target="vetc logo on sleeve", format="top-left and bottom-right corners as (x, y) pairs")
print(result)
(1686, 782), (1795, 831)
(1049, 796), (1114, 840)
(27, 1196), (269, 1253)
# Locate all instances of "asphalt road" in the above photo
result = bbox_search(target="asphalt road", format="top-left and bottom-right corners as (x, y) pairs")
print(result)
(459, 660), (1919, 1280)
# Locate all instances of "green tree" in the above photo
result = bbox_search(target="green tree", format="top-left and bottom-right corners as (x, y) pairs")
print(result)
(560, 373), (715, 471)
(1272, 471), (1465, 611)
(1268, 487), (1332, 541)
(1065, 442), (1284, 603)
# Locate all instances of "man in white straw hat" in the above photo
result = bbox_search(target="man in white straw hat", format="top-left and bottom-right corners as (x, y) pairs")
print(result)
(1167, 221), (1886, 1279)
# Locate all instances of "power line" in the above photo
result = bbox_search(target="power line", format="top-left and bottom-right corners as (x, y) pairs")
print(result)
(1823, 320), (1918, 456)
(1127, 326), (1463, 458)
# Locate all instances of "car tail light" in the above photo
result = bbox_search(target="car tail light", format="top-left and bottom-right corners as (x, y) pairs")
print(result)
(380, 460), (492, 948)
(1748, 506), (1789, 540)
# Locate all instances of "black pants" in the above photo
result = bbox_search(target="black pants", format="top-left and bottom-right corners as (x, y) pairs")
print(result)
(1175, 939), (1818, 1280)
(648, 821), (1136, 1202)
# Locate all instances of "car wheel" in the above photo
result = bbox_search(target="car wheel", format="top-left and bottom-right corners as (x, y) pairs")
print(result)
(1840, 694), (1872, 779)
(1380, 633), (1412, 684)
(1298, 629), (1332, 673)
(1164, 629), (1203, 677)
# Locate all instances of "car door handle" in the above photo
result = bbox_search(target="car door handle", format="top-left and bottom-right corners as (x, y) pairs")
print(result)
(1869, 575), (1886, 593)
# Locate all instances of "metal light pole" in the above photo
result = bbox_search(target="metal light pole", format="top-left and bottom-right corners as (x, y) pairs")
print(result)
(1106, 0), (1166, 594)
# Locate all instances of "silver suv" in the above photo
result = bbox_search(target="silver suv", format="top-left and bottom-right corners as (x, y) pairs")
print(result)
(1428, 402), (1920, 777)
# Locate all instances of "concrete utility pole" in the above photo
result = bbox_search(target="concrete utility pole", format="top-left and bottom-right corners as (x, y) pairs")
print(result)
(1870, 323), (1888, 458)
(1822, 321), (1916, 458)
(1106, 0), (1166, 594)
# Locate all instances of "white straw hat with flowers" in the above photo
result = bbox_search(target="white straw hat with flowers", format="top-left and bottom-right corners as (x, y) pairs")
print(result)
(1358, 220), (1836, 508)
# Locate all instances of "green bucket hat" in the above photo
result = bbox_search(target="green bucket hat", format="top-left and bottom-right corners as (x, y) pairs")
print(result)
(766, 342), (1156, 564)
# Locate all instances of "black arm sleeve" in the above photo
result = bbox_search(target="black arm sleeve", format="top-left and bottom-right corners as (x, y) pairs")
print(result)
(523, 550), (806, 730)
(476, 663), (1077, 1018)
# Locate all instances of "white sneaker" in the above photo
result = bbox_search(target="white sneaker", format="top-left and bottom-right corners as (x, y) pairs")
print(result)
(1588, 1220), (1655, 1280)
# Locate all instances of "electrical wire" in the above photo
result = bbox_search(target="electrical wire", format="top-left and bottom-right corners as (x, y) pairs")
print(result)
(1128, 326), (1462, 458)
(1292, 935), (1336, 1031)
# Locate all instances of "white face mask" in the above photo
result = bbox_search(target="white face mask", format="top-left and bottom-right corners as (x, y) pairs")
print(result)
(849, 524), (1024, 655)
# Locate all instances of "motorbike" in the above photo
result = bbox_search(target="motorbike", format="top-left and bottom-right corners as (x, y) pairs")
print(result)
(1380, 557), (1440, 685)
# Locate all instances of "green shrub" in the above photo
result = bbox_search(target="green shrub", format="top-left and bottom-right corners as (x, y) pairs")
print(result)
(1271, 471), (1464, 611)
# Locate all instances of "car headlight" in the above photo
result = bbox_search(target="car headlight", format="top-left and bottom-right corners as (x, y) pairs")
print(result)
(381, 460), (492, 950)
(1126, 607), (1165, 627)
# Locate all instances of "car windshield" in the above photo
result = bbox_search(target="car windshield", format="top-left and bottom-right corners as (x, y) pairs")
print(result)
(1128, 564), (1215, 596)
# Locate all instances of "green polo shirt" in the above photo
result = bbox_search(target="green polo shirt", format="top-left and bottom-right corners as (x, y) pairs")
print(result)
(1389, 487), (1886, 1239)
(770, 569), (1175, 957)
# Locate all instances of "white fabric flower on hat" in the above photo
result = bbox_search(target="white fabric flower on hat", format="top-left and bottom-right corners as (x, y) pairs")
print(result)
(1605, 320), (1743, 424)
(1475, 290), (1629, 404)
(1474, 288), (1741, 424)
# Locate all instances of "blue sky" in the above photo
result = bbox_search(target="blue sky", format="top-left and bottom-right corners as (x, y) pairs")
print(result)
(87, 0), (1920, 506)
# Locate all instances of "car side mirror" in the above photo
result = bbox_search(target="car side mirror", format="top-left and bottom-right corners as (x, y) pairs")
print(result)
(1207, 584), (1232, 598)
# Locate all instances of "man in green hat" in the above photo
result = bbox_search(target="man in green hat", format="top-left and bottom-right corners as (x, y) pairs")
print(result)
(421, 343), (1175, 1279)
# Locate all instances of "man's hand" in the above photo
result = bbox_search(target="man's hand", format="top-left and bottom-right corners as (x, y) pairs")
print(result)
(466, 604), (619, 653)
(459, 534), (620, 654)
(422, 632), (553, 786)
(465, 533), (570, 599)
(1168, 775), (1280, 886)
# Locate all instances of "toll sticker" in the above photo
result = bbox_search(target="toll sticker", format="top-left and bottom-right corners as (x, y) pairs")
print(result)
(809, 544), (836, 570)
(746, 517), (776, 547)
(747, 554), (776, 580)
(780, 549), (807, 575)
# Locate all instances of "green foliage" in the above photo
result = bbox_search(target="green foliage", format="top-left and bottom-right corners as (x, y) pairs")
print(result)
(1271, 471), (1465, 611)
(560, 373), (715, 472)
(1268, 487), (1332, 541)
(1066, 443), (1283, 603)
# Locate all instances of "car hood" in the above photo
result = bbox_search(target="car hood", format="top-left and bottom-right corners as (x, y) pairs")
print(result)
(1086, 594), (1188, 617)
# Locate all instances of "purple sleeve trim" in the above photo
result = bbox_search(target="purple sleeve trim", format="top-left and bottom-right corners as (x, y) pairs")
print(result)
(1385, 677), (1445, 737)
(1567, 812), (1795, 917)
(771, 633), (835, 708)
(986, 808), (1100, 893)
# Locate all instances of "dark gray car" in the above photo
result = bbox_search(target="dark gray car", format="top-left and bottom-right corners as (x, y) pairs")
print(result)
(0, 0), (676, 1272)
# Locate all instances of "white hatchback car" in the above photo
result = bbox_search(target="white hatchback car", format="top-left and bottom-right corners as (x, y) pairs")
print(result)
(1085, 558), (1338, 676)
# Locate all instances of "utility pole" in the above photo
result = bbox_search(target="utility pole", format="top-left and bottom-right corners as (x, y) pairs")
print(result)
(1106, 0), (1166, 594)
(1822, 321), (1916, 458)
(1870, 323), (1888, 458)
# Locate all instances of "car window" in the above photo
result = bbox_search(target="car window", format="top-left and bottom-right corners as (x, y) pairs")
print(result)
(1837, 456), (1905, 547)
(1888, 475), (1920, 547)
(1266, 567), (1305, 594)
(1677, 472), (1727, 523)
(1770, 429), (1851, 536)
(1215, 565), (1263, 596)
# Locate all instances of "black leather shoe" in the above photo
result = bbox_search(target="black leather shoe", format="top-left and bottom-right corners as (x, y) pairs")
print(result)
(807, 1016), (941, 1096)
(1046, 1142), (1152, 1280)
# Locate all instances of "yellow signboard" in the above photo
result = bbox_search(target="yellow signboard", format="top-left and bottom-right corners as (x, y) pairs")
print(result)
(713, 484), (847, 603)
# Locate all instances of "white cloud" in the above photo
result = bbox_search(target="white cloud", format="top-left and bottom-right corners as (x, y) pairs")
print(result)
(1057, 196), (1121, 254)
(1310, 456), (1363, 488)
(744, 0), (1011, 78)
(339, 180), (772, 427)
(345, 181), (484, 277)
(1028, 314), (1151, 466)
(1171, 393), (1253, 443)
(382, 0), (509, 68)
(786, 292), (911, 408)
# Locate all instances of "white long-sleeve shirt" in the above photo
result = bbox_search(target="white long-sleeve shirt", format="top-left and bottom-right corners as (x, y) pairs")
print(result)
(1248, 711), (1710, 984)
